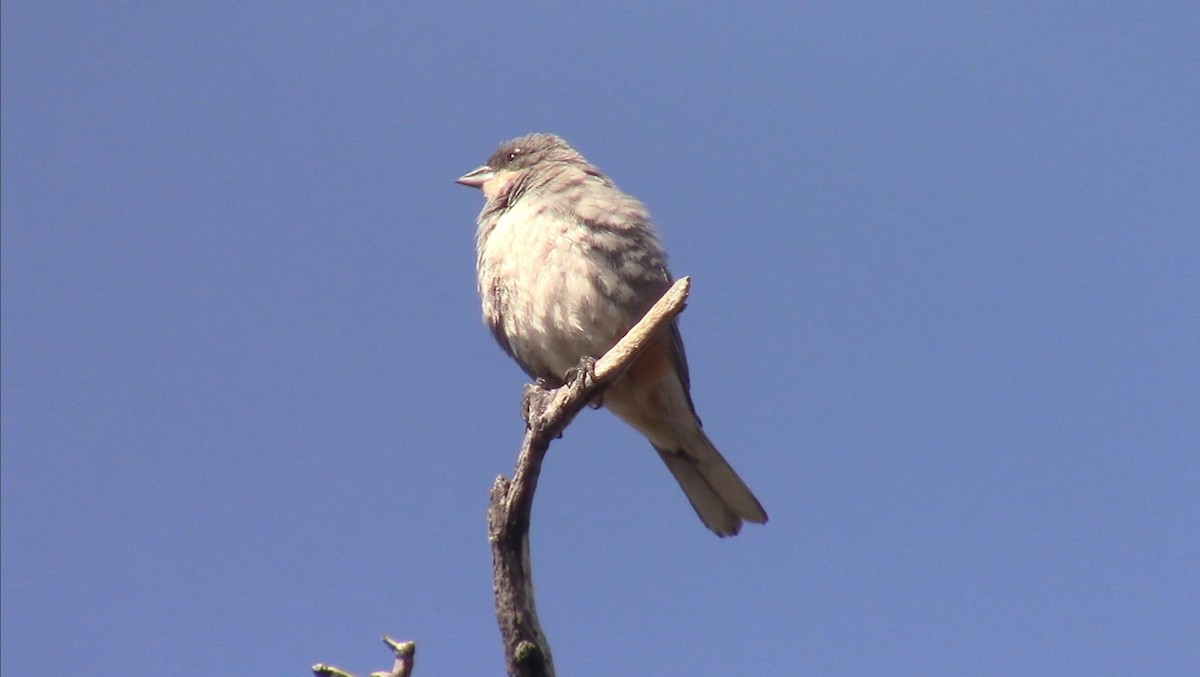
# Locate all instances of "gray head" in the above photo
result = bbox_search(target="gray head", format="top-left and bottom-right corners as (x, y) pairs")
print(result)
(455, 133), (589, 191)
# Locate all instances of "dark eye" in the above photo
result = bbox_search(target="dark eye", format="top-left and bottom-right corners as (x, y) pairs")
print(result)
(507, 148), (522, 162)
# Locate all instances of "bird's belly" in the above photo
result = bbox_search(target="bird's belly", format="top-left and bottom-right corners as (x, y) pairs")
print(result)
(478, 212), (637, 380)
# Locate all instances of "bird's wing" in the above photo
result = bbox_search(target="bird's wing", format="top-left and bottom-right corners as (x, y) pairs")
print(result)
(667, 318), (698, 417)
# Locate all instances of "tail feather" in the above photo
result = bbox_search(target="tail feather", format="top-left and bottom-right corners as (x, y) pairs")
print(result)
(655, 429), (768, 537)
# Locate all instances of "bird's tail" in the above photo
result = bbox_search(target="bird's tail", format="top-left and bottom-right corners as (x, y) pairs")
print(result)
(655, 427), (768, 537)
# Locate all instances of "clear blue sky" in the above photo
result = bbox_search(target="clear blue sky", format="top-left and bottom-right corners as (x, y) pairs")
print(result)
(3, 4), (1197, 675)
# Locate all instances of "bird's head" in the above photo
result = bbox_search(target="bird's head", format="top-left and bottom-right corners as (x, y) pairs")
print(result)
(456, 133), (586, 201)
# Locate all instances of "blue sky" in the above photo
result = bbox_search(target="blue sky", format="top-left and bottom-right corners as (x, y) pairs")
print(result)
(3, 3), (1197, 675)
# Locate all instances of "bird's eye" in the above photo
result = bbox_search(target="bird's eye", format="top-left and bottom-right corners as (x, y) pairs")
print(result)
(507, 148), (522, 162)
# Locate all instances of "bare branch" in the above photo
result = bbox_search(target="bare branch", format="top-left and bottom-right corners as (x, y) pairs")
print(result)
(487, 277), (692, 677)
(310, 278), (692, 677)
(313, 636), (415, 677)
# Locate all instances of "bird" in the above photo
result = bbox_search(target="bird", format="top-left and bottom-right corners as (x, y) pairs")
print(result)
(456, 133), (767, 537)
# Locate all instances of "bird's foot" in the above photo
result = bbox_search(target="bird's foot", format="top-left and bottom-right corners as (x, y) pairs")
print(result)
(564, 356), (605, 409)
(521, 378), (558, 430)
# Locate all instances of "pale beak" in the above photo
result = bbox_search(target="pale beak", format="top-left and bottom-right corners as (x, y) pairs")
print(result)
(456, 164), (494, 189)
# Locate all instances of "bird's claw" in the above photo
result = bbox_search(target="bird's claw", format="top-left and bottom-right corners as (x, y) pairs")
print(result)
(564, 356), (605, 409)
(521, 380), (555, 429)
(521, 359), (604, 432)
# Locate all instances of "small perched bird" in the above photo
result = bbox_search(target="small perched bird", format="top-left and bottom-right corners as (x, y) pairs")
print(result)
(457, 133), (767, 537)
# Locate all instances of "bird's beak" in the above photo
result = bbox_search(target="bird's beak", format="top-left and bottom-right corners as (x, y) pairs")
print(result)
(456, 164), (494, 189)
